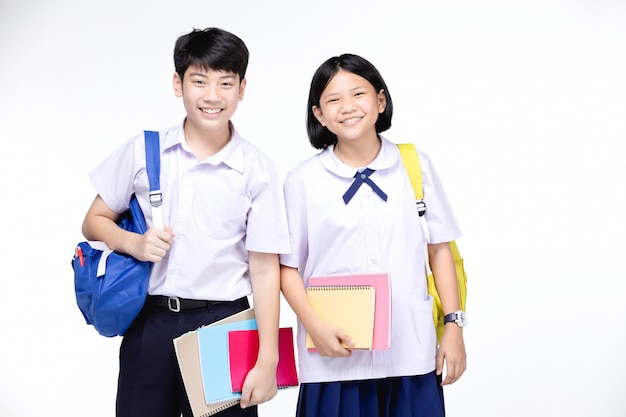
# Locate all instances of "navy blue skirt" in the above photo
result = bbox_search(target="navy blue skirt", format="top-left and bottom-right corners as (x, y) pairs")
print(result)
(296, 372), (445, 417)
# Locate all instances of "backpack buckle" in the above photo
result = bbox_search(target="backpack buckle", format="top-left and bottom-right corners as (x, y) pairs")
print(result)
(416, 200), (426, 217)
(149, 190), (163, 208)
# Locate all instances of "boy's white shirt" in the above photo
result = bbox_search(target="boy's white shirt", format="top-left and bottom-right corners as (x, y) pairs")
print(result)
(89, 120), (290, 301)
(280, 136), (462, 383)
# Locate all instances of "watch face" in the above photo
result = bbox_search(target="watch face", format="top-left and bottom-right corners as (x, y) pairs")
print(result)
(457, 311), (468, 327)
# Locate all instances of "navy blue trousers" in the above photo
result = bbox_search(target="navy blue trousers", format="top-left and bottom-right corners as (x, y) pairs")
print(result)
(116, 297), (256, 417)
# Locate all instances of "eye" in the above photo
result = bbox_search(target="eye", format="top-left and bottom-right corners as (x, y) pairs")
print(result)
(192, 79), (206, 86)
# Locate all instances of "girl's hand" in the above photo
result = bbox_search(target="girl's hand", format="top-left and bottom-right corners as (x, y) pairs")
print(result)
(307, 320), (354, 357)
(436, 324), (466, 385)
(239, 361), (278, 408)
(130, 225), (175, 262)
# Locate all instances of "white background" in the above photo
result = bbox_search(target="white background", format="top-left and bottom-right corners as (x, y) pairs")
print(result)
(1, 0), (625, 416)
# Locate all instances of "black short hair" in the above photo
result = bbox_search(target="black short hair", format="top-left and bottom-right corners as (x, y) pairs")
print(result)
(306, 54), (393, 149)
(174, 27), (249, 82)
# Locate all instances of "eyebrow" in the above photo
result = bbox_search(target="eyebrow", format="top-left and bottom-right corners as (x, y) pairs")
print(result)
(187, 72), (237, 80)
(321, 86), (367, 100)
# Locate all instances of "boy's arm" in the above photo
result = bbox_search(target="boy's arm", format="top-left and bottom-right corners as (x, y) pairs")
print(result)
(82, 194), (174, 263)
(429, 242), (467, 385)
(239, 251), (280, 408)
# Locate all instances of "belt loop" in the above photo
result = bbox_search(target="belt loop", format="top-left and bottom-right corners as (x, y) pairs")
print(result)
(167, 297), (181, 312)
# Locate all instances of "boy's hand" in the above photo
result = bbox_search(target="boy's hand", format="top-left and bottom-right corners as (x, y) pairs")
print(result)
(239, 361), (278, 408)
(130, 225), (175, 262)
(436, 324), (466, 385)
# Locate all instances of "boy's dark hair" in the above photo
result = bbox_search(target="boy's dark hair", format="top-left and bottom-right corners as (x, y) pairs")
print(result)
(306, 53), (394, 149)
(174, 27), (249, 82)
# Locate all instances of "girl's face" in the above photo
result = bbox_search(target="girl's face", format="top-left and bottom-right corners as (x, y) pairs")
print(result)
(312, 70), (386, 144)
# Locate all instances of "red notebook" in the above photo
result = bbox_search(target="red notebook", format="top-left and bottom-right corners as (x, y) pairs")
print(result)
(227, 327), (299, 392)
(308, 272), (391, 350)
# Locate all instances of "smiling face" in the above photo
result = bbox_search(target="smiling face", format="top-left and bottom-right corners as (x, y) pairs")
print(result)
(173, 65), (246, 140)
(312, 69), (386, 145)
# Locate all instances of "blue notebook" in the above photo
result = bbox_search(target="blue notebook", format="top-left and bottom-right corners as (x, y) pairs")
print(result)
(198, 318), (258, 404)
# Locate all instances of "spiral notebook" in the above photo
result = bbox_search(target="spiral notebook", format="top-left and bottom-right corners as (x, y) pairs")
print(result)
(227, 327), (299, 392)
(308, 272), (391, 350)
(173, 308), (255, 417)
(306, 285), (375, 350)
(198, 318), (258, 405)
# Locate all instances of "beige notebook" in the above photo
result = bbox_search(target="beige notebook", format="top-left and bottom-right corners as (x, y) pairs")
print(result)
(306, 286), (375, 350)
(173, 308), (255, 417)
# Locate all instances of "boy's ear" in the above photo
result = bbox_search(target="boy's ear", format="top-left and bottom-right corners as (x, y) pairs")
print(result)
(173, 72), (183, 97)
(238, 78), (247, 101)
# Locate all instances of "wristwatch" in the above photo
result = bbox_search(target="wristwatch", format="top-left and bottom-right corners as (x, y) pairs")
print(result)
(443, 310), (468, 328)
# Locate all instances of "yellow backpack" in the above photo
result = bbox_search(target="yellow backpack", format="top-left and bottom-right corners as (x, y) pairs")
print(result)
(397, 143), (467, 343)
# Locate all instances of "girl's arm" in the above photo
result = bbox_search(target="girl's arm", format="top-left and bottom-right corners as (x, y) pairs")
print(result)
(428, 242), (467, 385)
(239, 251), (280, 408)
(280, 265), (353, 356)
(82, 194), (173, 263)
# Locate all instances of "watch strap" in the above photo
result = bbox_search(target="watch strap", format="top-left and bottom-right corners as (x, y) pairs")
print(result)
(443, 312), (459, 324)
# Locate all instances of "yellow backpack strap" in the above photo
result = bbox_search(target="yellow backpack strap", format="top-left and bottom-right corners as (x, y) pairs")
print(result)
(397, 143), (426, 216)
(398, 143), (468, 343)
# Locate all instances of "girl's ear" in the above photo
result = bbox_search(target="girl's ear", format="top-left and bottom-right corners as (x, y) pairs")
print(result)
(173, 73), (183, 97)
(377, 89), (387, 113)
(312, 105), (326, 127)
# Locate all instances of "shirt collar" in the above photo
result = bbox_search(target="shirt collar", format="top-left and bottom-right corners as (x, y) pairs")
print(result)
(319, 135), (400, 178)
(163, 120), (244, 174)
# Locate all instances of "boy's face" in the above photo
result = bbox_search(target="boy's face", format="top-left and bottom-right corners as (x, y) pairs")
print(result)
(173, 65), (246, 138)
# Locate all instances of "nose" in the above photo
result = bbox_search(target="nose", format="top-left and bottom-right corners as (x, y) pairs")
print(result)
(202, 85), (219, 102)
(340, 98), (356, 113)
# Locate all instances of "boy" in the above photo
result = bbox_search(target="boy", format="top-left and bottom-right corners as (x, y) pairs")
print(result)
(81, 27), (290, 417)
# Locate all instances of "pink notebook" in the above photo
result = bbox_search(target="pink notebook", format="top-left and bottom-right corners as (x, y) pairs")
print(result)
(308, 273), (391, 350)
(227, 327), (299, 392)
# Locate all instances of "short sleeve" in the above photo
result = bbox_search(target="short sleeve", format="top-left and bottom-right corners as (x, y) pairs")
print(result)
(244, 157), (291, 255)
(279, 169), (308, 269)
(88, 134), (146, 214)
(419, 150), (463, 244)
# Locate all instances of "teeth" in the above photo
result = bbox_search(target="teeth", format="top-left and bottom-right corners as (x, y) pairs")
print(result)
(342, 117), (361, 124)
(202, 108), (221, 114)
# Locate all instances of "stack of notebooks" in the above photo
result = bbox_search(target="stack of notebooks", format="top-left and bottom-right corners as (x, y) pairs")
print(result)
(306, 272), (391, 351)
(173, 308), (299, 417)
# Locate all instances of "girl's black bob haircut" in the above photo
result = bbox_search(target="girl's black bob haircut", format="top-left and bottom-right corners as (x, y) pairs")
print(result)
(306, 53), (393, 149)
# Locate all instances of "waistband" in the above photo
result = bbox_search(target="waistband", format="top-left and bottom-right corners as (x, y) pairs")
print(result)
(147, 295), (246, 313)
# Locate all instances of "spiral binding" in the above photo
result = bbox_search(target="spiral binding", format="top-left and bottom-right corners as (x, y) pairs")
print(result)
(232, 383), (296, 391)
(200, 399), (239, 417)
(307, 285), (372, 291)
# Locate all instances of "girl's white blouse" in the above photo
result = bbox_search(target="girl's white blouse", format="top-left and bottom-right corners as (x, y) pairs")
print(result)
(280, 136), (462, 383)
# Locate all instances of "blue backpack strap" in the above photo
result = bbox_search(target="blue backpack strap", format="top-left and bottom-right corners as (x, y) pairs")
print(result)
(143, 130), (161, 192)
(143, 130), (163, 230)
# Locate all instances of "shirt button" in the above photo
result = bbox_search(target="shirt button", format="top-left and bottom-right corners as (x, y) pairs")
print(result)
(360, 174), (367, 179)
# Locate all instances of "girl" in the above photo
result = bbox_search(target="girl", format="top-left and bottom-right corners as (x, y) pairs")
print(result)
(280, 54), (466, 417)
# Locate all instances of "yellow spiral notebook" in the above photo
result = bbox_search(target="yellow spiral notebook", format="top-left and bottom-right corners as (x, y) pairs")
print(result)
(306, 285), (375, 350)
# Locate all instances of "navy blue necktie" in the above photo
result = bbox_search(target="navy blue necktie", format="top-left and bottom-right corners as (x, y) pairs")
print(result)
(342, 168), (388, 204)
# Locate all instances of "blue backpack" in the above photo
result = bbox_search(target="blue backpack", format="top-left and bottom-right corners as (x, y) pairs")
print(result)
(72, 131), (162, 337)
